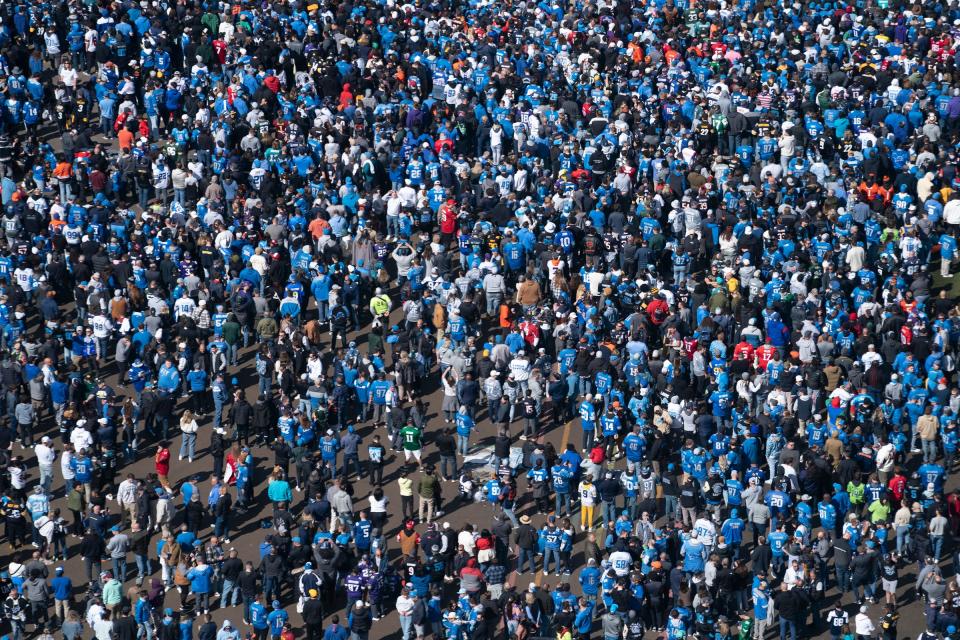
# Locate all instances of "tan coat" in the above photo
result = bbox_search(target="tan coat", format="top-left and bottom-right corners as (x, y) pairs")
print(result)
(516, 280), (542, 306)
(824, 437), (844, 467)
(918, 414), (939, 441)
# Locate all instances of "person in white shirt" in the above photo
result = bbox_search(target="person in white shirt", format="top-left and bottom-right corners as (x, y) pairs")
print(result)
(34, 437), (57, 493)
(173, 294), (196, 321)
(508, 354), (531, 390)
(116, 475), (139, 529)
(395, 589), (416, 640)
(90, 313), (113, 356)
(861, 344), (883, 370)
(70, 422), (93, 452)
(854, 605), (875, 638)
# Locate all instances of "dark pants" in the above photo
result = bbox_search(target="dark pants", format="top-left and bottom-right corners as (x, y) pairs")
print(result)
(342, 454), (362, 479)
(30, 600), (48, 628)
(368, 463), (383, 486)
(264, 576), (279, 603)
(517, 548), (537, 574)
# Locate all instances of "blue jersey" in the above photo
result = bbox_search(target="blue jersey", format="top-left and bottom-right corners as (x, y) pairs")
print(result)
(765, 490), (791, 513)
(818, 501), (837, 528)
(551, 465), (571, 493)
(721, 517), (744, 544)
(249, 603), (268, 630)
(768, 531), (788, 556)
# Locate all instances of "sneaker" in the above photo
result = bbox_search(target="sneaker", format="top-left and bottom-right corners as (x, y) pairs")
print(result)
(178, 456), (184, 461)
(223, 538), (230, 544)
(519, 435), (527, 441)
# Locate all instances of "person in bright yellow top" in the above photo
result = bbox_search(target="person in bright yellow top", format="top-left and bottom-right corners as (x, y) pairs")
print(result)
(867, 495), (892, 524)
(397, 473), (414, 522)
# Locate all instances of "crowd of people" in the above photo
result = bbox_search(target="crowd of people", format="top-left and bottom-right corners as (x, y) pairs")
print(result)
(3, 0), (960, 639)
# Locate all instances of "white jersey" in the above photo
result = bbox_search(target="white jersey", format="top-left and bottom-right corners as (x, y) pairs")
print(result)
(90, 314), (113, 339)
(173, 297), (196, 320)
(14, 268), (33, 292)
(609, 550), (632, 576)
(578, 482), (598, 506)
(693, 518), (717, 546)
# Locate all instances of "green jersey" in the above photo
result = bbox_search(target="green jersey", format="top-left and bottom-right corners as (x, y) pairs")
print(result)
(399, 426), (422, 450)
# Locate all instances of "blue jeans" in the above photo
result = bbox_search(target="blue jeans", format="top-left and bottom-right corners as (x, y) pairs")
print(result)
(896, 525), (910, 554)
(215, 515), (230, 539)
(517, 548), (536, 574)
(112, 557), (127, 582)
(316, 300), (330, 322)
(578, 376), (591, 397)
(243, 595), (254, 622)
(581, 429), (595, 452)
(440, 455), (457, 480)
(399, 615), (412, 640)
(138, 620), (154, 640)
(341, 454), (362, 479)
(39, 465), (53, 493)
(932, 535), (944, 560)
(220, 579), (240, 608)
(601, 500), (618, 526)
(263, 576), (279, 603)
(135, 554), (149, 580)
(779, 617), (797, 640)
(543, 547), (561, 574)
(258, 375), (271, 396)
(457, 434), (470, 456)
(179, 432), (196, 460)
(485, 293), (501, 316)
(922, 438), (938, 463)
(213, 401), (224, 428)
(835, 566), (850, 593)
(664, 495), (678, 522)
(555, 492), (571, 516)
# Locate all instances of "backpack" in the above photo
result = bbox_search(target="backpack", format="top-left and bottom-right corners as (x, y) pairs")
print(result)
(583, 234), (599, 254)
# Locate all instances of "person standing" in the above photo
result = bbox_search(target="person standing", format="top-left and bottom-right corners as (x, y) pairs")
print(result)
(398, 471), (415, 522)
(366, 436), (385, 486)
(179, 411), (199, 463)
(854, 605), (875, 640)
(417, 467), (439, 524)
(348, 601), (372, 640)
(105, 526), (131, 583)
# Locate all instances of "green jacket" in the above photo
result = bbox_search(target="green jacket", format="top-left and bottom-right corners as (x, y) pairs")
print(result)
(221, 321), (241, 346)
(417, 474), (439, 499)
